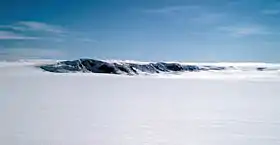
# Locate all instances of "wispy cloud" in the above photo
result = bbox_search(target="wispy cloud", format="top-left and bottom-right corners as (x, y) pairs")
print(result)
(218, 25), (272, 37)
(261, 9), (280, 15)
(143, 4), (279, 39)
(16, 21), (65, 34)
(0, 21), (65, 34)
(0, 21), (98, 43)
(79, 38), (98, 43)
(143, 5), (200, 14)
(0, 48), (65, 59)
(0, 25), (24, 31)
(0, 21), (66, 41)
(190, 13), (226, 24)
(143, 5), (227, 25)
(0, 31), (39, 40)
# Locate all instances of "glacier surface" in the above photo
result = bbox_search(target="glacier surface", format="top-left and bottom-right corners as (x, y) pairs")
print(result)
(1, 60), (280, 145)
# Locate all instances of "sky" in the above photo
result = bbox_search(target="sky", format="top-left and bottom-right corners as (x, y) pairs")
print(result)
(0, 0), (280, 62)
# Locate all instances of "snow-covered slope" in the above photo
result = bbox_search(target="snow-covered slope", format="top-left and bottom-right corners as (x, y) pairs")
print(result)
(1, 60), (280, 145)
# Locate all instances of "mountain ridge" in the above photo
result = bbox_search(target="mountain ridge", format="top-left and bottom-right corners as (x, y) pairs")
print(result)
(38, 58), (280, 75)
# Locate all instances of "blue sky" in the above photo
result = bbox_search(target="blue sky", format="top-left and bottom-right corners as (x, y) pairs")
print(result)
(0, 0), (280, 62)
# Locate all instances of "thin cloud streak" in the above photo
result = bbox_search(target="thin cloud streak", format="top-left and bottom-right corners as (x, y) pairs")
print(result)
(0, 21), (98, 42)
(0, 21), (65, 40)
(261, 9), (280, 15)
(143, 4), (279, 39)
(143, 5), (200, 14)
(189, 13), (226, 24)
(0, 48), (65, 60)
(17, 21), (65, 34)
(0, 21), (66, 34)
(0, 31), (39, 40)
(217, 25), (272, 37)
(79, 38), (98, 43)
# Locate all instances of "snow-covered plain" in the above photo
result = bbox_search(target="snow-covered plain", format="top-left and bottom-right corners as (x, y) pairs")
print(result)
(1, 60), (280, 145)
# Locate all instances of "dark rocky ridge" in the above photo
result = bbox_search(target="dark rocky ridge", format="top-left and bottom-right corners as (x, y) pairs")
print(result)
(39, 59), (278, 75)
(39, 59), (225, 75)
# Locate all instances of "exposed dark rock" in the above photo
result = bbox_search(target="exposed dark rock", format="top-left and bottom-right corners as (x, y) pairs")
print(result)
(257, 67), (266, 71)
(39, 59), (243, 75)
(164, 63), (184, 71)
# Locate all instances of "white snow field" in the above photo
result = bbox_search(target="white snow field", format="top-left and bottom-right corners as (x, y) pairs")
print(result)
(1, 60), (280, 145)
